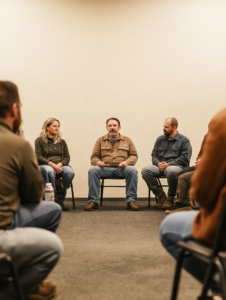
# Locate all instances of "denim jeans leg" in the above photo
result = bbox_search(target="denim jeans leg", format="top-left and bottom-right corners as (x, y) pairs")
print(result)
(39, 165), (56, 189)
(159, 211), (221, 293)
(164, 166), (183, 199)
(39, 166), (48, 188)
(8, 201), (62, 233)
(115, 166), (138, 202)
(88, 166), (114, 203)
(141, 165), (163, 196)
(56, 166), (75, 202)
(0, 228), (63, 300)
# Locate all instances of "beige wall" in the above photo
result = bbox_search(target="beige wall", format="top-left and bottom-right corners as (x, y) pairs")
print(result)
(1, 0), (226, 198)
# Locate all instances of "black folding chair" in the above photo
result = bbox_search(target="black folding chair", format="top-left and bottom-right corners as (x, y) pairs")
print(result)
(100, 177), (126, 207)
(56, 179), (75, 209)
(0, 253), (25, 300)
(171, 194), (226, 300)
(148, 175), (168, 209)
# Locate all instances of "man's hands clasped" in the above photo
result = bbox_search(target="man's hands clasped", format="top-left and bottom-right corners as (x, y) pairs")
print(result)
(158, 162), (169, 172)
(96, 160), (128, 169)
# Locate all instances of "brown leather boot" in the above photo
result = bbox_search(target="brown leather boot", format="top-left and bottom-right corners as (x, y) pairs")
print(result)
(27, 281), (56, 300)
(154, 191), (167, 208)
(162, 198), (174, 209)
(84, 201), (99, 211)
(127, 201), (139, 211)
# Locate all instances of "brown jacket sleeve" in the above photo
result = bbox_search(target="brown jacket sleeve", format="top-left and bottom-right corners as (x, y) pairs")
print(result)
(126, 138), (138, 166)
(19, 141), (44, 203)
(61, 140), (70, 165)
(91, 138), (101, 166)
(190, 111), (226, 210)
(196, 134), (208, 160)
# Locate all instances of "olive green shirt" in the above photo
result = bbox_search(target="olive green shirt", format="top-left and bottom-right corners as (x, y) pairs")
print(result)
(0, 121), (44, 228)
(35, 137), (70, 166)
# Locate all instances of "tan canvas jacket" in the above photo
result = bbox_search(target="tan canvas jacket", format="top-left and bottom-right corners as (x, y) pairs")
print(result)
(91, 133), (138, 167)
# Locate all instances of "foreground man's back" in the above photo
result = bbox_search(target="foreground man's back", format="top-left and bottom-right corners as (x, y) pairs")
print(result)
(0, 81), (63, 300)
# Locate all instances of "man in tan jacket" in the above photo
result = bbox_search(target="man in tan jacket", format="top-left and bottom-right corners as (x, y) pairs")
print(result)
(85, 117), (139, 211)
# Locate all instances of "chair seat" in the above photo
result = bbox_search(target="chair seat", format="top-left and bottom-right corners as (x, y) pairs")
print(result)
(178, 241), (213, 259)
(100, 176), (125, 180)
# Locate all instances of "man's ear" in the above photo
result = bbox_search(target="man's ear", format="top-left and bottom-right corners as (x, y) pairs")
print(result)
(9, 103), (18, 119)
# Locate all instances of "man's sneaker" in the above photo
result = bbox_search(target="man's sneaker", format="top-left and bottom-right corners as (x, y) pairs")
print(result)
(165, 202), (193, 214)
(162, 198), (174, 210)
(154, 191), (167, 208)
(84, 201), (99, 211)
(127, 201), (139, 211)
(55, 200), (69, 211)
(27, 281), (56, 300)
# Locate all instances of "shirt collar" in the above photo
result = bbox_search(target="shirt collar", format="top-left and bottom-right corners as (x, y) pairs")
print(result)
(103, 133), (125, 141)
(164, 131), (179, 141)
(0, 120), (12, 132)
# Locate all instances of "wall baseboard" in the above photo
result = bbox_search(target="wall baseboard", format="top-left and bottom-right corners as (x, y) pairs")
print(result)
(65, 197), (156, 202)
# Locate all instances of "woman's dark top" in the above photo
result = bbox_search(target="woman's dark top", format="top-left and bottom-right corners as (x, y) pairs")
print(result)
(35, 136), (70, 166)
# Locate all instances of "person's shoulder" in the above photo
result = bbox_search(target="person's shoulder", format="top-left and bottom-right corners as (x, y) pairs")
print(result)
(35, 136), (44, 144)
(177, 132), (190, 142)
(156, 135), (165, 141)
(120, 135), (134, 143)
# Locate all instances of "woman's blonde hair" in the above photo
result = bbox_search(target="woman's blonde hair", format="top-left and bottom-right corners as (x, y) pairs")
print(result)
(40, 117), (62, 143)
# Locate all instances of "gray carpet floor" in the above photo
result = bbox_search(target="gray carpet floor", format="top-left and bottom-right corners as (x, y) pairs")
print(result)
(49, 201), (202, 300)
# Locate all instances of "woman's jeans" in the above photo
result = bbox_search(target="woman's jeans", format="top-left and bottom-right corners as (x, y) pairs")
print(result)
(159, 211), (221, 294)
(39, 165), (74, 202)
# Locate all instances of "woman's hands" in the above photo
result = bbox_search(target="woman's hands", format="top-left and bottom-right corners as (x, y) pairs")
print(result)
(48, 162), (63, 174)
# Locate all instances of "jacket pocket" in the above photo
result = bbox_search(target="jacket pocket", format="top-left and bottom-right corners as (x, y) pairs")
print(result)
(118, 147), (129, 159)
(158, 146), (168, 157)
(171, 147), (180, 156)
(101, 147), (112, 158)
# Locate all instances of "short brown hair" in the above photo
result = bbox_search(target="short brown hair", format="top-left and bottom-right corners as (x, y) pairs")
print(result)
(0, 81), (20, 118)
(165, 117), (178, 128)
(106, 117), (121, 126)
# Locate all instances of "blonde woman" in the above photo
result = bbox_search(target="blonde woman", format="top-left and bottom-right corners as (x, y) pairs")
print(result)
(35, 118), (74, 211)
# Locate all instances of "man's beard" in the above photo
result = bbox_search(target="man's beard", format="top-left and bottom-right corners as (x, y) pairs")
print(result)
(164, 129), (173, 137)
(13, 105), (22, 133)
(109, 130), (117, 137)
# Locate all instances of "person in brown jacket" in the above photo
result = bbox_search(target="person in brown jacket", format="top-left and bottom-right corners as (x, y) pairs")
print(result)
(85, 117), (139, 211)
(0, 81), (63, 300)
(159, 109), (226, 296)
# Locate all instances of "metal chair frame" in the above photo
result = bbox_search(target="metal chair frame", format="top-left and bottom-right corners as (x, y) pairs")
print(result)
(0, 253), (25, 300)
(171, 194), (226, 300)
(100, 177), (126, 207)
(148, 176), (168, 209)
(55, 179), (75, 209)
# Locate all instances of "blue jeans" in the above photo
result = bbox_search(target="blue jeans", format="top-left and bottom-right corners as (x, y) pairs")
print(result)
(88, 166), (138, 203)
(40, 165), (74, 202)
(7, 201), (62, 233)
(159, 211), (221, 293)
(141, 165), (183, 199)
(0, 227), (63, 299)
(39, 166), (48, 188)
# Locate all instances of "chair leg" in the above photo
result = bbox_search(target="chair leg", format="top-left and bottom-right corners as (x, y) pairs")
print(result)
(148, 189), (151, 209)
(100, 179), (104, 207)
(7, 258), (25, 300)
(214, 257), (226, 300)
(198, 262), (216, 300)
(71, 183), (75, 209)
(171, 249), (187, 300)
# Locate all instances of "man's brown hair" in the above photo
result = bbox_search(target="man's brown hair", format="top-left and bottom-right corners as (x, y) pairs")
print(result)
(0, 81), (20, 118)
(106, 117), (121, 126)
(165, 117), (178, 128)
